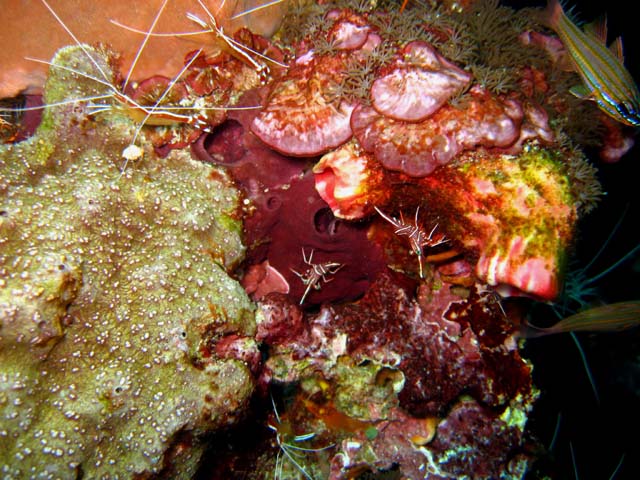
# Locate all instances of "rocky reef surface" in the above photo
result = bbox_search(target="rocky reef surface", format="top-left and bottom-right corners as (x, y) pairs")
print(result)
(2, 0), (636, 479)
(0, 46), (256, 478)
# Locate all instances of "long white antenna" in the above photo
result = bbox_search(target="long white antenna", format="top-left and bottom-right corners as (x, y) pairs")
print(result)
(40, 0), (111, 82)
(122, 0), (170, 91)
(231, 0), (286, 20)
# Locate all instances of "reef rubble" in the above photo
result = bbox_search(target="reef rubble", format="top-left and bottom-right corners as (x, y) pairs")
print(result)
(253, 271), (536, 479)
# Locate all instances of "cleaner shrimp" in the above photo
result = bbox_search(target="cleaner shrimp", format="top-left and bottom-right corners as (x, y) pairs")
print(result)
(0, 0), (287, 176)
(112, 0), (290, 84)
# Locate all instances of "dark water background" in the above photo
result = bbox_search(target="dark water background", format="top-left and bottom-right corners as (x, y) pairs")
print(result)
(504, 1), (640, 479)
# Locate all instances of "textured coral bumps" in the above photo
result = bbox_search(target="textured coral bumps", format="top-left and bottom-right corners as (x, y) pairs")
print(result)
(0, 47), (257, 478)
(255, 273), (537, 479)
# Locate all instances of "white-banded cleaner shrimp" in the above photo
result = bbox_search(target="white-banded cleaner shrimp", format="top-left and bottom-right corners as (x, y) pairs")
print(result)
(111, 0), (290, 82)
(267, 392), (334, 480)
(0, 0), (286, 177)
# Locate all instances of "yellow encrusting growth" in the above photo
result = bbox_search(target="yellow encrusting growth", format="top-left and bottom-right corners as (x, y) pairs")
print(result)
(0, 46), (256, 479)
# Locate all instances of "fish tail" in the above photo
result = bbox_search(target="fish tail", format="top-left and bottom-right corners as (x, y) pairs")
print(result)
(518, 324), (546, 339)
(543, 0), (565, 30)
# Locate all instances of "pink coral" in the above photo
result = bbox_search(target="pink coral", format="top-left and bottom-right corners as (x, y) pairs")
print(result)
(598, 115), (636, 163)
(370, 41), (472, 122)
(476, 237), (560, 301)
(351, 89), (523, 177)
(251, 55), (356, 156)
(241, 260), (290, 300)
(325, 9), (372, 50)
(313, 140), (391, 219)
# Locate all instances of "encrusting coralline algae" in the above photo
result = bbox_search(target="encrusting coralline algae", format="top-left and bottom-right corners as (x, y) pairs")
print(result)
(0, 46), (257, 478)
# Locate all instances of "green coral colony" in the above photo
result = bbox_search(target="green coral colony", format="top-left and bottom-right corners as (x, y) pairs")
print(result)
(1, 0), (632, 478)
(1, 46), (256, 477)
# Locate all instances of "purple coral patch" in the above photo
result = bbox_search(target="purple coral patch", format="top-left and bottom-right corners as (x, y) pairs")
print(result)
(193, 101), (386, 306)
(245, 172), (386, 305)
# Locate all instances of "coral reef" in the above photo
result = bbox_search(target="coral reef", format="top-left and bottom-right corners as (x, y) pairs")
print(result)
(251, 272), (536, 479)
(0, 46), (256, 478)
(3, 0), (634, 478)
(315, 144), (579, 300)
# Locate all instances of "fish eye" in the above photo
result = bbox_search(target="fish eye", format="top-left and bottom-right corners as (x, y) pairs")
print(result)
(615, 102), (640, 125)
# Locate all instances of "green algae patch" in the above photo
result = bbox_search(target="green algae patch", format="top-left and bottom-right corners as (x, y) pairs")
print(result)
(417, 145), (581, 299)
(0, 46), (256, 479)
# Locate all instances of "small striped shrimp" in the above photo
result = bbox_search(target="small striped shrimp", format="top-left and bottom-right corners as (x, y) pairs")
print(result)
(375, 206), (448, 279)
(290, 248), (343, 305)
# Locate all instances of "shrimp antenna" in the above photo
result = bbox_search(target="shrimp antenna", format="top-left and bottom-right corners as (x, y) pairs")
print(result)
(25, 56), (115, 90)
(129, 48), (203, 145)
(109, 20), (208, 38)
(0, 93), (114, 114)
(122, 0), (170, 92)
(230, 0), (286, 20)
(40, 0), (111, 83)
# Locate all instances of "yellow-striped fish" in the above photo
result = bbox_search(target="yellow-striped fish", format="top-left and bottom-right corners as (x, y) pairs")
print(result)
(545, 0), (640, 127)
(522, 300), (640, 338)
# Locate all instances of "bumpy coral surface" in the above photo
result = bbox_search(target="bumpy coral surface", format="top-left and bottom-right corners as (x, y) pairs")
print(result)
(0, 46), (256, 478)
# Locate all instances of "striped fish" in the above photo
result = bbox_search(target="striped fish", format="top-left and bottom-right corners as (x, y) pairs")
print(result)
(522, 300), (640, 338)
(545, 0), (640, 126)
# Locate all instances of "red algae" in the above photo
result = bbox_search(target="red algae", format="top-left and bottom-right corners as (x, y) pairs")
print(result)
(256, 271), (536, 478)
